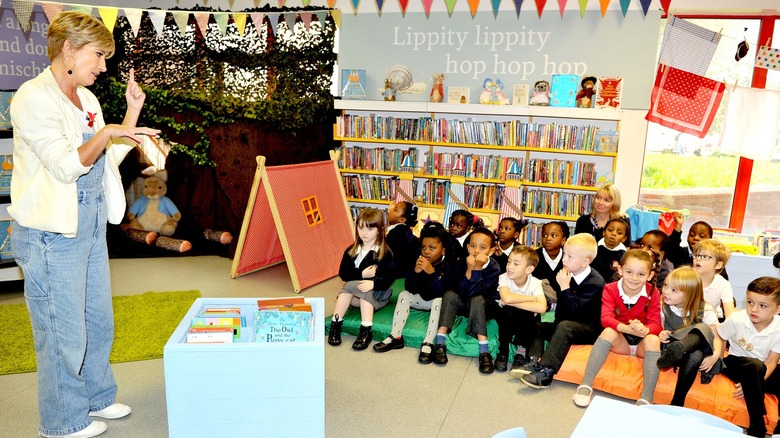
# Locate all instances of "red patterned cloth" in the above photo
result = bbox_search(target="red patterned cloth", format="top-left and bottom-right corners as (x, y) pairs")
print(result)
(645, 64), (725, 138)
(658, 212), (676, 235)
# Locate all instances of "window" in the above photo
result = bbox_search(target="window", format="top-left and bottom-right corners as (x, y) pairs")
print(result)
(639, 17), (780, 235)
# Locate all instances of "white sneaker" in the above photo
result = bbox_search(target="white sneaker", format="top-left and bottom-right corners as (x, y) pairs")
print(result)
(41, 421), (107, 438)
(636, 398), (651, 406)
(572, 385), (593, 408)
(88, 403), (131, 419)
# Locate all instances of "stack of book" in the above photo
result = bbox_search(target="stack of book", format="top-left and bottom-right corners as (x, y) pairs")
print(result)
(254, 297), (314, 343)
(186, 307), (246, 344)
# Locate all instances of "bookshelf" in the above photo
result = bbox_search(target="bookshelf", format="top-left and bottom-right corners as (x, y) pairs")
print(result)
(333, 100), (623, 245)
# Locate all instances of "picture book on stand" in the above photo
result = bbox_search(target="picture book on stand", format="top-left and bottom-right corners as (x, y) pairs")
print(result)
(595, 77), (623, 109)
(550, 74), (578, 107)
(341, 69), (367, 100)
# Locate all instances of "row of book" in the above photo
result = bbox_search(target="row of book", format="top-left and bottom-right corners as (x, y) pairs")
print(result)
(526, 158), (597, 187)
(521, 222), (576, 248)
(524, 189), (594, 218)
(754, 231), (780, 257)
(342, 174), (405, 201)
(419, 181), (506, 211)
(338, 146), (419, 173)
(422, 153), (523, 181)
(335, 115), (618, 152)
(186, 307), (246, 344)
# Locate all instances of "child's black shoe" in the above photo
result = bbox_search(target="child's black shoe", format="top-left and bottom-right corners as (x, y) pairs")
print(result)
(494, 353), (508, 372)
(433, 344), (448, 365)
(520, 366), (554, 389)
(479, 352), (495, 374)
(373, 336), (404, 353)
(352, 325), (372, 350)
(327, 315), (343, 346)
(418, 342), (434, 364)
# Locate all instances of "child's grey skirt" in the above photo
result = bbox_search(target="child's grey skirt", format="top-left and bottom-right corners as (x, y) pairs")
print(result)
(340, 280), (393, 310)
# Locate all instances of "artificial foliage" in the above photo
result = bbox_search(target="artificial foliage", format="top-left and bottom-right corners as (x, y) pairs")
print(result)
(93, 7), (337, 166)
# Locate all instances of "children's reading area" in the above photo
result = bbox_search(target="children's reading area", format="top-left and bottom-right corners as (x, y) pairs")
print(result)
(1, 0), (780, 437)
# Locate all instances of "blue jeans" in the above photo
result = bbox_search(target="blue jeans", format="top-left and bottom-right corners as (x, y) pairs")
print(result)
(12, 183), (116, 436)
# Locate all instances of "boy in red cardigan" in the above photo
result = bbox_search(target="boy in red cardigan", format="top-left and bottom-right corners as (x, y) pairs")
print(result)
(571, 248), (662, 408)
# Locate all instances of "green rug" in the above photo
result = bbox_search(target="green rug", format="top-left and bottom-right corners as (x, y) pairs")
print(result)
(0, 290), (201, 375)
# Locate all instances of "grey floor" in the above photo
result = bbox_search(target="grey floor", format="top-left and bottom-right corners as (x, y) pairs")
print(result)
(0, 255), (601, 438)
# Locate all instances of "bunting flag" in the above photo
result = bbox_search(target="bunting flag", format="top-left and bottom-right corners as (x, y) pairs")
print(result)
(467, 0), (479, 17)
(512, 0), (523, 17)
(491, 0), (501, 18)
(10, 0), (33, 32)
(277, 0), (286, 6)
(331, 10), (341, 29)
(534, 0), (546, 18)
(660, 0), (671, 14)
(300, 12), (312, 31)
(147, 10), (167, 37)
(327, 0), (336, 8)
(250, 12), (265, 37)
(375, 0), (384, 14)
(302, 0), (311, 5)
(658, 16), (721, 76)
(619, 0), (630, 16)
(578, 0), (587, 17)
(194, 12), (210, 37)
(645, 64), (725, 139)
(350, 0), (360, 14)
(398, 0), (409, 15)
(227, 0), (235, 7)
(755, 45), (780, 71)
(639, 0), (651, 14)
(213, 12), (229, 36)
(233, 13), (246, 36)
(269, 13), (280, 36)
(124, 8), (144, 38)
(68, 4), (91, 14)
(556, 0), (566, 18)
(719, 86), (780, 161)
(445, 0), (457, 16)
(97, 7), (118, 32)
(423, 0), (434, 18)
(598, 0), (609, 17)
(284, 12), (297, 29)
(315, 11), (328, 27)
(41, 2), (63, 22)
(172, 11), (190, 37)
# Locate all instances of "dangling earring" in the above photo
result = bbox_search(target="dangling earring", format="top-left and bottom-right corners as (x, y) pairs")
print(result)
(65, 54), (75, 75)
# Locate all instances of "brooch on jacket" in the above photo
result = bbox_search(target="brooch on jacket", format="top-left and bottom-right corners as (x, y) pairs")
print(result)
(86, 112), (96, 128)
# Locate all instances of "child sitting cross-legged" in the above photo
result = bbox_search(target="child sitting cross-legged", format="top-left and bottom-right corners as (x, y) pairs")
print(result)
(716, 277), (780, 437)
(492, 246), (547, 372)
(572, 249), (662, 407)
(516, 233), (605, 388)
(433, 227), (501, 374)
(372, 222), (457, 363)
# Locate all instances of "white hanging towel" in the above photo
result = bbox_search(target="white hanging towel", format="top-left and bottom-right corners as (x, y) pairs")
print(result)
(719, 86), (780, 161)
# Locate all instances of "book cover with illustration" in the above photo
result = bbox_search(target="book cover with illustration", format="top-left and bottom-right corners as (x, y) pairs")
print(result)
(550, 74), (578, 107)
(595, 129), (619, 152)
(0, 155), (12, 196)
(512, 84), (530, 106)
(595, 77), (623, 109)
(447, 87), (470, 104)
(341, 69), (367, 100)
(254, 306), (313, 343)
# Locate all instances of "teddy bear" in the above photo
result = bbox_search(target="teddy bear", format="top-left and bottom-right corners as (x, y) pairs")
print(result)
(122, 170), (192, 252)
(529, 80), (551, 106)
(577, 76), (597, 108)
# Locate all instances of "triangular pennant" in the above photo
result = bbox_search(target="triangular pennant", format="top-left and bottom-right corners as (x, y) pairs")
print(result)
(314, 11), (327, 26)
(124, 8), (144, 38)
(619, 0), (630, 16)
(398, 0), (410, 15)
(284, 13), (297, 29)
(445, 0), (458, 16)
(327, 0), (337, 7)
(98, 7), (118, 33)
(213, 12), (229, 36)
(350, 0), (360, 14)
(578, 0), (587, 17)
(147, 10), (166, 37)
(250, 12), (265, 37)
(422, 0), (434, 17)
(598, 0), (609, 17)
(268, 13), (279, 36)
(639, 0), (651, 15)
(194, 12), (211, 37)
(301, 0), (311, 5)
(277, 0), (286, 7)
(376, 0), (385, 13)
(172, 11), (190, 37)
(68, 5), (92, 14)
(513, 0), (523, 18)
(300, 12), (312, 31)
(491, 0), (501, 18)
(228, 0), (235, 7)
(331, 10), (341, 29)
(660, 0), (671, 13)
(557, 0), (566, 18)
(467, 0), (479, 18)
(41, 3), (63, 23)
(10, 0), (33, 32)
(535, 0), (546, 18)
(233, 13), (247, 36)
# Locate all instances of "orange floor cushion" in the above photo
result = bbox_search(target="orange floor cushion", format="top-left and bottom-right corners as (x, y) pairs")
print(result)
(555, 344), (779, 434)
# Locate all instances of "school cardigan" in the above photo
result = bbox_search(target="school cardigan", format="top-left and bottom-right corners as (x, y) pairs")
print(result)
(555, 268), (605, 327)
(403, 256), (457, 302)
(600, 281), (662, 335)
(338, 247), (396, 291)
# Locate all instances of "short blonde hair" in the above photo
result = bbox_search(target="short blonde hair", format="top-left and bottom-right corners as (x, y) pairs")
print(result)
(47, 11), (115, 61)
(694, 239), (730, 273)
(564, 233), (598, 261)
(590, 183), (622, 219)
(510, 245), (539, 267)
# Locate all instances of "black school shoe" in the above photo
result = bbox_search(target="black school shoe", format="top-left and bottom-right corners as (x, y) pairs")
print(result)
(352, 325), (372, 350)
(418, 343), (434, 364)
(373, 336), (404, 353)
(494, 353), (508, 372)
(479, 352), (495, 374)
(327, 316), (343, 346)
(433, 344), (448, 365)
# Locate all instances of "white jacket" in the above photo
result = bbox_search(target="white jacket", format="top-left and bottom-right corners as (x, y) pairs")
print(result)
(9, 67), (135, 237)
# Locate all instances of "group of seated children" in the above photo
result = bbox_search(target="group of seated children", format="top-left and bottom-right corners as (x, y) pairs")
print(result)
(326, 184), (780, 437)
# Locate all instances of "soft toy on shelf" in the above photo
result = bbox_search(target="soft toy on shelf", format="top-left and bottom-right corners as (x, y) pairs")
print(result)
(576, 76), (597, 108)
(122, 170), (192, 253)
(430, 73), (444, 103)
(529, 80), (551, 106)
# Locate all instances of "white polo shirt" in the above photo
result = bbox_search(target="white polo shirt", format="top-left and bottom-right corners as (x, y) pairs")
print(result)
(717, 310), (780, 360)
(497, 274), (544, 306)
